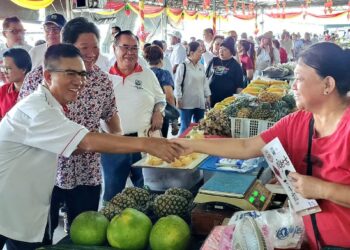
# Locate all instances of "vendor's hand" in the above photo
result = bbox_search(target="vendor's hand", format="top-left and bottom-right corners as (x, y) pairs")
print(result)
(146, 138), (184, 163)
(150, 111), (163, 131)
(288, 172), (326, 199)
(205, 97), (211, 109)
(171, 138), (194, 156)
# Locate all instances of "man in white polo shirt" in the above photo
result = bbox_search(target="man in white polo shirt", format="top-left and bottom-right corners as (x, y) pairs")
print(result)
(105, 30), (166, 203)
(0, 44), (182, 250)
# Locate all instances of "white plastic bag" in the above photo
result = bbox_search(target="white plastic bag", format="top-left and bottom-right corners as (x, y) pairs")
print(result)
(228, 206), (304, 249)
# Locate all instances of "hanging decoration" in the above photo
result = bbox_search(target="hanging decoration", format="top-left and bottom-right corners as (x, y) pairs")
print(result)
(348, 0), (350, 20)
(183, 0), (188, 9)
(213, 11), (217, 34)
(282, 0), (286, 18)
(10, 0), (54, 10)
(242, 1), (246, 15)
(233, 0), (237, 14)
(203, 0), (210, 10)
(138, 0), (148, 43)
(249, 2), (255, 16)
(324, 0), (333, 14)
(276, 0), (280, 17)
(224, 0), (229, 14)
(124, 4), (131, 16)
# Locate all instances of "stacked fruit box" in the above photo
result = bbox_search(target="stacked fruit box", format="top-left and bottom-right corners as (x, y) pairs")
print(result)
(199, 78), (297, 137)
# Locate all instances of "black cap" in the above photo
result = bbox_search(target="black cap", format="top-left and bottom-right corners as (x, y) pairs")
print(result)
(220, 37), (236, 56)
(45, 13), (66, 29)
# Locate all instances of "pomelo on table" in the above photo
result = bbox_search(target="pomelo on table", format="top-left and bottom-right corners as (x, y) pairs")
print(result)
(150, 215), (191, 250)
(107, 208), (152, 250)
(70, 211), (109, 246)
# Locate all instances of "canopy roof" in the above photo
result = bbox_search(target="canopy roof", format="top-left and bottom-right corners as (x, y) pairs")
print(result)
(140, 0), (349, 10)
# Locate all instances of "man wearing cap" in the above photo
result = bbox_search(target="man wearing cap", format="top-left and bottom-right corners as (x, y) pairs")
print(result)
(169, 31), (186, 74)
(29, 13), (66, 69)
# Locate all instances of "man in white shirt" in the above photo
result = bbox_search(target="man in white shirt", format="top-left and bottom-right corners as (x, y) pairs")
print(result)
(203, 28), (214, 50)
(29, 13), (66, 69)
(169, 31), (187, 74)
(105, 30), (167, 203)
(0, 43), (182, 250)
(0, 16), (32, 86)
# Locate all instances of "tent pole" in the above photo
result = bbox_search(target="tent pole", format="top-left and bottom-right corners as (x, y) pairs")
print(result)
(65, 0), (73, 20)
(163, 0), (168, 41)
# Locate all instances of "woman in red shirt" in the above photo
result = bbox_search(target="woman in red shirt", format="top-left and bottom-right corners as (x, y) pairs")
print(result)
(238, 39), (255, 84)
(0, 48), (31, 119)
(273, 39), (288, 64)
(176, 42), (350, 249)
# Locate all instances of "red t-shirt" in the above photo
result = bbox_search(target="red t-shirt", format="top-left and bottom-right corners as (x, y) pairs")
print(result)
(279, 47), (288, 64)
(239, 54), (254, 75)
(261, 109), (350, 249)
(0, 82), (19, 119)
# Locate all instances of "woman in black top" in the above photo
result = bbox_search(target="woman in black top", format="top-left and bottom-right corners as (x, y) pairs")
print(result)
(206, 36), (244, 107)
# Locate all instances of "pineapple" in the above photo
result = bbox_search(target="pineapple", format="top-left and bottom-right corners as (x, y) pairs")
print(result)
(110, 193), (138, 211)
(99, 202), (120, 220)
(236, 107), (253, 118)
(258, 91), (281, 103)
(165, 188), (193, 203)
(122, 187), (150, 206)
(153, 194), (189, 218)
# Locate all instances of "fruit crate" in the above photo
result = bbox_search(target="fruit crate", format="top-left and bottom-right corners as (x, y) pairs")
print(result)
(230, 117), (275, 138)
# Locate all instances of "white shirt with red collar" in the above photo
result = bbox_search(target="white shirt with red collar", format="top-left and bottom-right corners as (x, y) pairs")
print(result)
(109, 62), (165, 134)
(0, 85), (88, 242)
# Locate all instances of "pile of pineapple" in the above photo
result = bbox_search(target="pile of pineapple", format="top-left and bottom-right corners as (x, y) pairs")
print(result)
(199, 79), (296, 137)
(100, 187), (194, 220)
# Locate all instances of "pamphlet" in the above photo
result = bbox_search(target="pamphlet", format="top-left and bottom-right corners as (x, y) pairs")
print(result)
(261, 138), (321, 216)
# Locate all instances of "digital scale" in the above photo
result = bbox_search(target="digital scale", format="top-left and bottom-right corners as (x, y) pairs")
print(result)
(194, 172), (272, 211)
(191, 172), (273, 235)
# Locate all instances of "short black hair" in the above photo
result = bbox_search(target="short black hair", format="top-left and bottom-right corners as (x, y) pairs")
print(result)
(204, 28), (214, 36)
(112, 25), (121, 32)
(62, 17), (100, 44)
(114, 30), (139, 45)
(187, 41), (200, 56)
(299, 42), (350, 96)
(152, 40), (163, 50)
(3, 48), (32, 74)
(44, 44), (82, 70)
(3, 16), (21, 30)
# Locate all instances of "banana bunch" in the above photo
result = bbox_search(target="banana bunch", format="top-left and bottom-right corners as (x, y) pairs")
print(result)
(11, 0), (54, 10)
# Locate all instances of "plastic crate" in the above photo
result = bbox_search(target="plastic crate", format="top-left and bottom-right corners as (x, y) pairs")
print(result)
(230, 117), (275, 138)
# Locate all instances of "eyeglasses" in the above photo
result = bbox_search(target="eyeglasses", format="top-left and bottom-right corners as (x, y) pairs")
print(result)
(3, 29), (26, 35)
(44, 26), (61, 33)
(48, 69), (88, 79)
(0, 66), (12, 74)
(116, 45), (139, 53)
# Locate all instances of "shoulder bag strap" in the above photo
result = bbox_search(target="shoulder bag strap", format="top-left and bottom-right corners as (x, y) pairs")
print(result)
(181, 62), (186, 95)
(307, 118), (322, 250)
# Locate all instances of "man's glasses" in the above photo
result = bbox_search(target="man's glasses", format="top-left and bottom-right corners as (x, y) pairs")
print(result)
(44, 26), (61, 33)
(116, 45), (139, 53)
(0, 66), (11, 74)
(48, 69), (88, 79)
(3, 29), (26, 35)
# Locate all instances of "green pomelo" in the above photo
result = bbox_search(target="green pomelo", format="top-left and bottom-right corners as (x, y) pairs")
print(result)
(70, 211), (109, 246)
(107, 208), (152, 250)
(150, 215), (191, 250)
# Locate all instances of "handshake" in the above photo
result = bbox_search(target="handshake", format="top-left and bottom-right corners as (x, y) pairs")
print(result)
(143, 137), (195, 163)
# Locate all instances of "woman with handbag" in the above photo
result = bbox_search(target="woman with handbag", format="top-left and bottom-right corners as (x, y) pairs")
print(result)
(174, 41), (211, 135)
(144, 44), (179, 137)
(175, 42), (350, 249)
